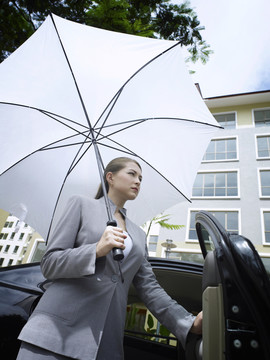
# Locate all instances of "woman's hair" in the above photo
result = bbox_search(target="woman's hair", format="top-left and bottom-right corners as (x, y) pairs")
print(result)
(95, 157), (141, 199)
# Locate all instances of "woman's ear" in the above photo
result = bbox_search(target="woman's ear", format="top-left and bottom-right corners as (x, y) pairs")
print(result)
(106, 172), (113, 185)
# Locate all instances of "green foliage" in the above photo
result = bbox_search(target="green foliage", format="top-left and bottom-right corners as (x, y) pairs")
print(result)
(147, 313), (154, 329)
(0, 0), (92, 62)
(85, 0), (133, 33)
(145, 313), (172, 342)
(0, 1), (34, 62)
(143, 214), (184, 237)
(0, 0), (212, 64)
(125, 304), (140, 330)
(125, 306), (174, 344)
(188, 39), (214, 64)
(155, 214), (185, 231)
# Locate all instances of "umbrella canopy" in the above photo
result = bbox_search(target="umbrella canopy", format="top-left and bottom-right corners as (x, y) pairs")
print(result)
(0, 14), (221, 240)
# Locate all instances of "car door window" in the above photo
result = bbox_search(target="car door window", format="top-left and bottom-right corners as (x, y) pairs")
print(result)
(198, 223), (215, 255)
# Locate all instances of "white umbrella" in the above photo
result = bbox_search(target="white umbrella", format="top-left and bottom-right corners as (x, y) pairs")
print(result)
(0, 14), (221, 242)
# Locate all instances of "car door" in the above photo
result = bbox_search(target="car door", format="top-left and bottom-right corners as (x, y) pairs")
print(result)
(0, 263), (45, 359)
(195, 211), (270, 360)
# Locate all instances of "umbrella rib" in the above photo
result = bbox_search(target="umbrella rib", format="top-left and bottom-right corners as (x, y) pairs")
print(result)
(100, 117), (223, 129)
(96, 140), (191, 203)
(94, 90), (123, 139)
(41, 140), (91, 151)
(0, 101), (89, 131)
(50, 14), (93, 130)
(40, 130), (91, 151)
(46, 133), (92, 242)
(0, 131), (91, 176)
(94, 118), (146, 141)
(64, 140), (93, 176)
(94, 116), (223, 142)
(39, 109), (89, 132)
(93, 41), (181, 130)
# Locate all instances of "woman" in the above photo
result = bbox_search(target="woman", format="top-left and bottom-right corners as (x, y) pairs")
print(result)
(17, 157), (202, 360)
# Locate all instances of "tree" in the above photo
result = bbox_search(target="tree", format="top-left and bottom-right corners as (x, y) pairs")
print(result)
(0, 0), (212, 63)
(0, 0), (92, 62)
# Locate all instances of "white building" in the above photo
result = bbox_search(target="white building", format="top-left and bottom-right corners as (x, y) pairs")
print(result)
(150, 89), (270, 269)
(0, 215), (45, 267)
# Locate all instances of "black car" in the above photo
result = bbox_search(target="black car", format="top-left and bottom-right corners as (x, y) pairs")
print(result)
(1, 211), (270, 360)
(0, 258), (203, 360)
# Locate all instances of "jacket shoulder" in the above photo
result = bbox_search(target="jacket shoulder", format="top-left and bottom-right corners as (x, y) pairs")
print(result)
(67, 195), (99, 208)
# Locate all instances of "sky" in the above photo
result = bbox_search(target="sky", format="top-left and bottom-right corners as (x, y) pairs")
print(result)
(175, 0), (270, 98)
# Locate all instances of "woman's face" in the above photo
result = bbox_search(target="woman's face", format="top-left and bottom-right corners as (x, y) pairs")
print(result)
(107, 162), (142, 202)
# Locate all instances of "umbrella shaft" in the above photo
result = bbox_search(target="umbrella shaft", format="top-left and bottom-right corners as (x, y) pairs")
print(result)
(91, 135), (124, 262)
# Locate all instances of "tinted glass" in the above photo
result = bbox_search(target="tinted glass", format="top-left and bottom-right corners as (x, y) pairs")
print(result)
(200, 224), (215, 253)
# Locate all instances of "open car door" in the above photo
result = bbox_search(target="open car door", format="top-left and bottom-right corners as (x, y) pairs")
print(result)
(195, 211), (270, 360)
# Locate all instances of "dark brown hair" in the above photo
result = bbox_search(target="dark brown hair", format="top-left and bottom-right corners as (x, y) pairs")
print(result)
(95, 157), (142, 199)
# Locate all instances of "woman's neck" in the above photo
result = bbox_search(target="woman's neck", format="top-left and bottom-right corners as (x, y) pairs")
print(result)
(108, 193), (125, 211)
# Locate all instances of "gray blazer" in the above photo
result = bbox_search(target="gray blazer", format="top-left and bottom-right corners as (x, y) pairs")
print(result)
(19, 195), (195, 360)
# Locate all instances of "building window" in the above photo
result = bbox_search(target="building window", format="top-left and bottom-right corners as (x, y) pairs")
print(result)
(0, 258), (4, 266)
(203, 138), (237, 161)
(7, 259), (13, 266)
(192, 171), (238, 197)
(214, 113), (236, 129)
(168, 251), (204, 263)
(13, 246), (19, 254)
(254, 109), (270, 127)
(263, 211), (270, 244)
(257, 135), (270, 158)
(0, 233), (8, 240)
(259, 170), (270, 197)
(3, 221), (14, 228)
(19, 233), (25, 240)
(4, 245), (10, 253)
(148, 235), (158, 252)
(188, 210), (239, 240)
(10, 232), (15, 240)
(167, 251), (181, 260)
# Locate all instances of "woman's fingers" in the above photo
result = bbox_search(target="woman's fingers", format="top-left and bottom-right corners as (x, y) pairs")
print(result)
(96, 226), (127, 258)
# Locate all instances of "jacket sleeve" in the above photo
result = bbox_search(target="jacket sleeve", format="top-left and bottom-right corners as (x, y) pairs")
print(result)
(41, 196), (100, 280)
(132, 250), (195, 349)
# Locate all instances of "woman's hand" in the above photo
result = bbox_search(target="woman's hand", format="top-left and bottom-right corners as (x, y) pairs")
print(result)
(96, 226), (127, 258)
(190, 311), (203, 335)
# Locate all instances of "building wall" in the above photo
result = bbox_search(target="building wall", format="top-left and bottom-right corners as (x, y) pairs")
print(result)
(155, 94), (270, 260)
(0, 209), (8, 233)
(211, 101), (270, 126)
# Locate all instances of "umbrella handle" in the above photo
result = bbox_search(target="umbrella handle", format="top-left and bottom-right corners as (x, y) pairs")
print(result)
(107, 220), (124, 261)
